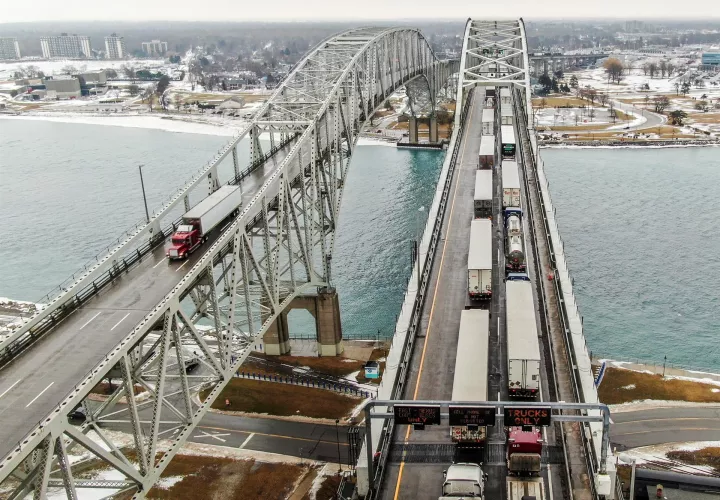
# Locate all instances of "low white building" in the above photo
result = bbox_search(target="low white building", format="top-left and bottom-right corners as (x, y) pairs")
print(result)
(218, 96), (245, 110)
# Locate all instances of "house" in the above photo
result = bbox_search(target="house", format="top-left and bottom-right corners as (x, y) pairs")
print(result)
(218, 96), (245, 110)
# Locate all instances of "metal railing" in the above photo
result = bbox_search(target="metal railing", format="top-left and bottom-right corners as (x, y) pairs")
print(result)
(513, 88), (601, 498)
(365, 87), (475, 500)
(0, 135), (298, 369)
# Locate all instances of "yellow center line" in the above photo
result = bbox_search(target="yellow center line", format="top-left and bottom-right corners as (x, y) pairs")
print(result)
(392, 99), (475, 500)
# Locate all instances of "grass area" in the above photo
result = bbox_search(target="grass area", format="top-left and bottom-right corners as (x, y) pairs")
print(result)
(597, 366), (720, 405)
(201, 378), (360, 419)
(690, 113), (720, 124)
(301, 474), (342, 500)
(667, 447), (720, 473)
(533, 96), (587, 108)
(147, 455), (308, 499)
(254, 353), (365, 377)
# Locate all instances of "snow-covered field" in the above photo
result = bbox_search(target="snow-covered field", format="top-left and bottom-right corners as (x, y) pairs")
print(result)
(617, 441), (720, 475)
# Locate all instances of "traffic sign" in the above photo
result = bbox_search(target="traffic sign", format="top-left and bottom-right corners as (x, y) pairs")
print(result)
(448, 406), (496, 426)
(504, 407), (552, 427)
(393, 405), (441, 426)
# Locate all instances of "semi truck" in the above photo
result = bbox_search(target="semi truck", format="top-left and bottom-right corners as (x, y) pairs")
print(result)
(500, 87), (511, 105)
(501, 125), (516, 158)
(467, 219), (492, 300)
(167, 185), (243, 260)
(481, 108), (494, 135)
(451, 310), (489, 446)
(507, 427), (543, 474)
(478, 136), (495, 169)
(501, 160), (521, 208)
(474, 170), (493, 219)
(440, 463), (486, 499)
(506, 280), (541, 397)
(506, 476), (545, 500)
(501, 102), (514, 126)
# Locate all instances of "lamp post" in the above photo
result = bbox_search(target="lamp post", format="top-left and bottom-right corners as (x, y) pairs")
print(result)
(335, 419), (342, 473)
(138, 164), (150, 224)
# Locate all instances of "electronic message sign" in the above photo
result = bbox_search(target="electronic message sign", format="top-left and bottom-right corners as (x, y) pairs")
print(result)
(448, 406), (496, 427)
(393, 405), (441, 426)
(504, 407), (552, 427)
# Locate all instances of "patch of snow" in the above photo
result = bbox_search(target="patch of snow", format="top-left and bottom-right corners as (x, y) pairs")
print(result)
(712, 389), (720, 393)
(181, 440), (323, 465)
(621, 384), (636, 390)
(307, 463), (331, 500)
(609, 400), (720, 413)
(156, 475), (185, 489)
(342, 358), (358, 363)
(356, 136), (397, 147)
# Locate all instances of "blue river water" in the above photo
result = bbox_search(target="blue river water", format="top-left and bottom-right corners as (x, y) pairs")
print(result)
(1, 118), (717, 370)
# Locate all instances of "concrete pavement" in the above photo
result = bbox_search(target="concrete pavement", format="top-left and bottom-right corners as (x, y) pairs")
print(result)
(611, 406), (720, 450)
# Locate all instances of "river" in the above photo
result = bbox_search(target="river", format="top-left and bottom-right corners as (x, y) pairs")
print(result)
(1, 118), (716, 370)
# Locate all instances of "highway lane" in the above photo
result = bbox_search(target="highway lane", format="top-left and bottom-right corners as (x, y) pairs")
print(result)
(0, 143), (295, 461)
(611, 406), (720, 450)
(380, 89), (488, 500)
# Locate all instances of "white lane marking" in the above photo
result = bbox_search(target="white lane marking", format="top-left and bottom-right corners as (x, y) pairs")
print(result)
(26, 382), (54, 408)
(79, 312), (102, 330)
(194, 430), (230, 443)
(153, 257), (168, 269)
(175, 260), (190, 272)
(239, 433), (255, 449)
(110, 313), (130, 331)
(497, 317), (500, 339)
(0, 380), (21, 400)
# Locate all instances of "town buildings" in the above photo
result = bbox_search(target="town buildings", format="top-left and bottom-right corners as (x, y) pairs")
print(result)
(141, 40), (168, 56)
(104, 33), (126, 59)
(0, 37), (21, 59)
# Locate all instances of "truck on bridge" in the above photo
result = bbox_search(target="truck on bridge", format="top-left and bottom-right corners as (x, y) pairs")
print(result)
(440, 463), (486, 499)
(450, 309), (489, 446)
(467, 219), (492, 300)
(167, 185), (242, 260)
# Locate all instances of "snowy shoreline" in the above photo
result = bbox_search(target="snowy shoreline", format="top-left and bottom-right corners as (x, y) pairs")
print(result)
(541, 141), (720, 149)
(0, 112), (244, 137)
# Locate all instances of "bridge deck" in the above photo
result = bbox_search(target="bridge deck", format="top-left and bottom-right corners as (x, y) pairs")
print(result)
(0, 146), (293, 461)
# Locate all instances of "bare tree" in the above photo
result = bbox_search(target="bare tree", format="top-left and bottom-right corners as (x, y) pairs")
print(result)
(648, 62), (658, 78)
(653, 95), (670, 113)
(659, 60), (667, 78)
(667, 63), (676, 77)
(674, 82), (681, 95)
(128, 84), (140, 97)
(121, 64), (136, 82)
(587, 87), (598, 105)
(603, 57), (624, 84)
(173, 94), (183, 112)
(609, 103), (617, 123)
(61, 65), (77, 75)
(540, 97), (547, 109)
(598, 93), (609, 106)
(588, 107), (596, 122)
(642, 63), (649, 76)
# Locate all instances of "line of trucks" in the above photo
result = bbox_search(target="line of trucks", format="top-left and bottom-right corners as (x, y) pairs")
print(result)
(442, 87), (544, 500)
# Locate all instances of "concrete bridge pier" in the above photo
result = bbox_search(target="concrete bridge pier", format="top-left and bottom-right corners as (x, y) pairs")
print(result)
(408, 116), (419, 143)
(429, 115), (438, 143)
(262, 289), (344, 356)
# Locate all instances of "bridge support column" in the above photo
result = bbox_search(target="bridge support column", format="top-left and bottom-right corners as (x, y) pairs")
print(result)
(263, 305), (291, 356)
(315, 289), (343, 357)
(261, 290), (344, 357)
(429, 114), (438, 143)
(408, 116), (419, 144)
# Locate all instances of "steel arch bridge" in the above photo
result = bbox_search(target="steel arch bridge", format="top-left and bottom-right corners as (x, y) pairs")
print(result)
(0, 28), (457, 499)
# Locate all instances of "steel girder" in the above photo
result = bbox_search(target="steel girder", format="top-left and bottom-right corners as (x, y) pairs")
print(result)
(0, 27), (456, 499)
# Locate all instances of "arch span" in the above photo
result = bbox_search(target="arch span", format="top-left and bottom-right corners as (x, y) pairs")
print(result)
(0, 27), (457, 499)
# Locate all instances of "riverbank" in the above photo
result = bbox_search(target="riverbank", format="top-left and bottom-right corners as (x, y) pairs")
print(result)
(541, 139), (720, 148)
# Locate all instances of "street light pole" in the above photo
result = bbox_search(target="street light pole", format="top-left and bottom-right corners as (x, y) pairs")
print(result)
(335, 419), (342, 473)
(138, 164), (150, 224)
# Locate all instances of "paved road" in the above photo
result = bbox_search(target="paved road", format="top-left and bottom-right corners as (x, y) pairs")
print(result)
(571, 98), (666, 135)
(0, 140), (299, 461)
(611, 406), (720, 450)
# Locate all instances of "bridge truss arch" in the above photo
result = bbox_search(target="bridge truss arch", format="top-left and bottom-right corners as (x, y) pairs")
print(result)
(0, 27), (457, 499)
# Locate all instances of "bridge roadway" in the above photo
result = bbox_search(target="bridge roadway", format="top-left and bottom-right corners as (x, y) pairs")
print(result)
(0, 140), (299, 462)
(378, 89), (562, 500)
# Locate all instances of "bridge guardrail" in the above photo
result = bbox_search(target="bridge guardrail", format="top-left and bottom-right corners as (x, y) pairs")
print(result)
(363, 87), (475, 499)
(0, 136), (297, 369)
(513, 89), (604, 497)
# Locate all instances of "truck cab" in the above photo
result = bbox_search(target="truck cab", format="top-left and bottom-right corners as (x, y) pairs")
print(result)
(167, 223), (201, 260)
(507, 427), (543, 475)
(440, 463), (486, 499)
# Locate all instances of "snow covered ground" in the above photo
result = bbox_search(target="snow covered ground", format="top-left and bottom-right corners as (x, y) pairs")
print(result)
(617, 441), (720, 475)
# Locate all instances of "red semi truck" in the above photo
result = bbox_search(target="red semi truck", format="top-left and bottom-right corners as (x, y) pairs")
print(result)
(167, 185), (243, 260)
(507, 426), (543, 475)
